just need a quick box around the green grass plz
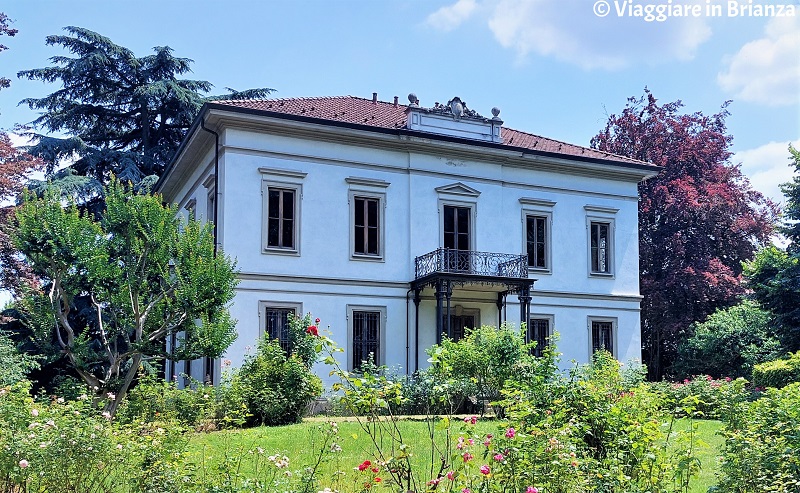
[188,417,725,492]
[679,418,725,493]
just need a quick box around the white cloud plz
[718,15,800,106]
[425,0,478,32]
[735,139,800,205]
[427,0,713,70]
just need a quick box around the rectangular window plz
[443,205,471,272]
[591,320,614,355]
[168,332,177,382]
[442,313,477,342]
[265,306,295,355]
[526,215,547,269]
[443,205,471,251]
[203,357,214,385]
[529,317,550,357]
[590,221,611,273]
[354,197,380,256]
[352,310,381,370]
[267,188,295,249]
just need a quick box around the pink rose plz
[505,427,516,438]
[480,465,490,475]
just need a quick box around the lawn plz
[188,417,725,492]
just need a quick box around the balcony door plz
[443,205,471,272]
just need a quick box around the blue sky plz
[0,0,798,203]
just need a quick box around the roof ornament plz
[430,97,483,120]
[491,107,501,120]
[408,93,419,107]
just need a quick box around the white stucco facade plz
[157,96,657,385]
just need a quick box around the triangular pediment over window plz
[434,182,481,197]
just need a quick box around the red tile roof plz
[213,96,652,167]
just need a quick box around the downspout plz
[200,117,220,257]
[406,288,412,376]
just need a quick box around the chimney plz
[393,96,399,108]
[372,92,378,104]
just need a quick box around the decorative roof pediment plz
[435,182,481,197]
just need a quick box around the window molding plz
[257,301,303,340]
[588,316,617,359]
[529,314,554,357]
[520,198,555,275]
[261,169,305,256]
[346,304,387,371]
[438,194,478,252]
[347,177,389,262]
[584,205,617,278]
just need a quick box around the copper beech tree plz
[592,90,776,379]
[14,181,238,415]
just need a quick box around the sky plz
[0,0,798,205]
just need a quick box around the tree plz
[745,145,800,352]
[673,300,782,380]
[14,181,238,414]
[591,90,776,379]
[0,12,18,92]
[0,14,43,297]
[17,26,271,192]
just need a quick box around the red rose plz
[306,325,319,336]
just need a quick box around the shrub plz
[714,382,800,492]
[650,375,750,420]
[0,332,39,386]
[117,372,248,429]
[427,324,533,416]
[0,381,191,493]
[673,300,783,380]
[751,350,800,389]
[235,337,322,426]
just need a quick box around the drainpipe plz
[200,116,220,257]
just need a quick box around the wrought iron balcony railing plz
[414,248,529,280]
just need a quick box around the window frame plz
[584,205,618,277]
[258,301,303,353]
[260,167,306,256]
[528,314,554,357]
[346,177,388,261]
[346,305,387,371]
[588,316,617,359]
[438,199,477,251]
[520,198,555,275]
[443,306,480,342]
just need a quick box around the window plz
[443,205,471,271]
[265,306,294,354]
[354,197,380,255]
[442,307,479,341]
[443,205,471,251]
[168,332,178,382]
[260,167,306,255]
[590,222,610,274]
[203,357,215,385]
[585,205,617,276]
[519,198,555,274]
[526,216,547,269]
[347,305,386,371]
[590,319,615,356]
[346,177,389,261]
[529,316,552,357]
[267,188,296,249]
[352,311,380,369]
[258,302,302,355]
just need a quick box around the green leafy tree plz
[0,331,39,385]
[17,26,272,195]
[673,300,783,380]
[13,181,238,414]
[745,146,800,352]
[0,12,18,92]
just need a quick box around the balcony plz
[412,248,528,287]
